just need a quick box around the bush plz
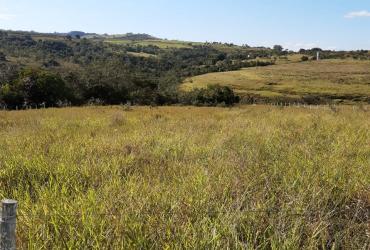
[301,56,309,62]
[0,83,25,108]
[302,95,323,105]
[0,68,73,108]
[0,52,6,61]
[42,59,60,68]
[181,84,240,106]
[84,84,128,105]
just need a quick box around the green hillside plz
[183,59,370,104]
[1,30,370,108]
[0,30,275,108]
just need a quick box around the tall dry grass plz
[0,106,369,249]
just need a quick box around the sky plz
[1,0,370,51]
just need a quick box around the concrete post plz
[1,199,17,250]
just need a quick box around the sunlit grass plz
[182,59,370,103]
[105,39,194,49]
[0,106,369,249]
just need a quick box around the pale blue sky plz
[1,0,370,50]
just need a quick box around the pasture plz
[105,39,195,49]
[183,59,370,103]
[0,106,369,249]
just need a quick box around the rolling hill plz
[1,29,370,107]
[182,59,370,104]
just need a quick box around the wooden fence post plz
[1,199,17,250]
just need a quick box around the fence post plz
[1,199,17,250]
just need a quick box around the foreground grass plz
[0,106,369,249]
[183,59,370,103]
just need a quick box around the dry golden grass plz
[127,52,157,58]
[0,106,369,249]
[183,59,370,103]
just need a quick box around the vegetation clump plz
[0,68,71,108]
[301,55,309,61]
[181,84,240,106]
[0,52,6,61]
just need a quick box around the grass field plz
[127,52,157,58]
[0,106,369,249]
[182,59,370,103]
[105,39,196,49]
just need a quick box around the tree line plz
[1,31,260,108]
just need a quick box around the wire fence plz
[13,204,370,219]
[0,102,369,112]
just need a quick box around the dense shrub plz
[0,68,72,107]
[181,85,240,106]
[301,56,309,62]
[0,83,25,108]
[0,52,6,61]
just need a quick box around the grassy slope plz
[105,39,256,51]
[127,51,157,58]
[9,31,193,49]
[0,106,369,248]
[183,59,370,103]
[105,39,197,49]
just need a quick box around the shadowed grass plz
[0,106,369,249]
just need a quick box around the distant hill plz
[43,31,98,38]
[67,31,93,38]
[26,30,159,40]
[112,33,159,40]
[85,32,159,40]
